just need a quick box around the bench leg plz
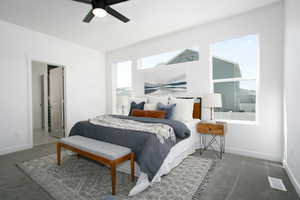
[111,163,116,195]
[130,153,135,182]
[57,143,61,166]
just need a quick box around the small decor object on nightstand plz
[203,93,222,123]
[197,121,226,159]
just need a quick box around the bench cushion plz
[60,136,131,160]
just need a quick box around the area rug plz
[18,153,212,200]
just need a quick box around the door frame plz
[27,58,67,147]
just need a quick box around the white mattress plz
[116,119,201,196]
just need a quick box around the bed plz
[69,97,202,196]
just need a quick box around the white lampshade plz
[117,95,129,106]
[203,93,222,108]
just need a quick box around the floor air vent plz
[268,176,287,191]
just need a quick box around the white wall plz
[31,61,47,129]
[284,0,300,196]
[106,3,284,161]
[0,20,106,155]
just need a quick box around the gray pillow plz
[129,101,145,116]
[157,103,176,119]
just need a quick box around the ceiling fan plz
[72,0,130,23]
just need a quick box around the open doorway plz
[31,61,65,146]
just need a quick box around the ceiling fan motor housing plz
[92,0,106,9]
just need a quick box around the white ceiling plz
[0,0,280,52]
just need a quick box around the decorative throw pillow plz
[146,110,166,119]
[129,97,147,104]
[129,101,145,116]
[131,109,166,119]
[157,102,176,119]
[131,109,147,117]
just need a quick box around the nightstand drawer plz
[197,123,224,135]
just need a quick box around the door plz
[49,67,64,138]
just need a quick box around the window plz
[211,34,258,122]
[115,60,132,114]
[138,47,199,69]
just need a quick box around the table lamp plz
[203,93,222,122]
[117,96,129,115]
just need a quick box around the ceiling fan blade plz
[72,0,92,4]
[105,6,130,23]
[83,9,95,23]
[105,0,129,6]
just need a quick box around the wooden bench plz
[56,136,135,195]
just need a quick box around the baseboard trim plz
[0,144,33,155]
[226,147,281,162]
[283,162,300,197]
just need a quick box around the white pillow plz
[147,95,169,105]
[144,103,157,111]
[170,98,194,122]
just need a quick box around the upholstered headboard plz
[176,97,202,120]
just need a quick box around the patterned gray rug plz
[18,153,212,200]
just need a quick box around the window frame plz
[210,34,260,125]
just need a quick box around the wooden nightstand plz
[197,122,226,159]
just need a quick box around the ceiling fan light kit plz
[92,8,107,17]
[73,0,130,23]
